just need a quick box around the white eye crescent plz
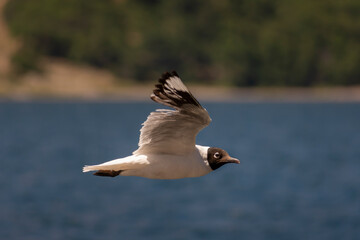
[214,152,221,159]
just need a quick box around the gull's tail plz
[82,155,148,177]
[83,165,100,172]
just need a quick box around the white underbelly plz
[121,153,212,179]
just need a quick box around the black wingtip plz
[158,71,179,83]
[151,70,202,109]
[170,70,179,77]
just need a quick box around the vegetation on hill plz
[4,0,360,86]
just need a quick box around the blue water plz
[0,102,359,240]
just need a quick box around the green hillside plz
[4,0,360,86]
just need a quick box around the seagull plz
[83,71,239,179]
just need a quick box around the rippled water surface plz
[1,102,359,239]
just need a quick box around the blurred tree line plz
[4,0,360,86]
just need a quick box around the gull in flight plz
[83,71,239,179]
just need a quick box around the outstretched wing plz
[133,71,211,155]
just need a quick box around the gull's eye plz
[214,152,221,159]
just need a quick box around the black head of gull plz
[207,147,240,170]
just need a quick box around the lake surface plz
[0,102,359,240]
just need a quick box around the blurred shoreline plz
[1,82,360,103]
[1,60,360,103]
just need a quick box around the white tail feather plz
[82,155,148,173]
[82,165,100,172]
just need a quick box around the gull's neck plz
[196,145,210,160]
